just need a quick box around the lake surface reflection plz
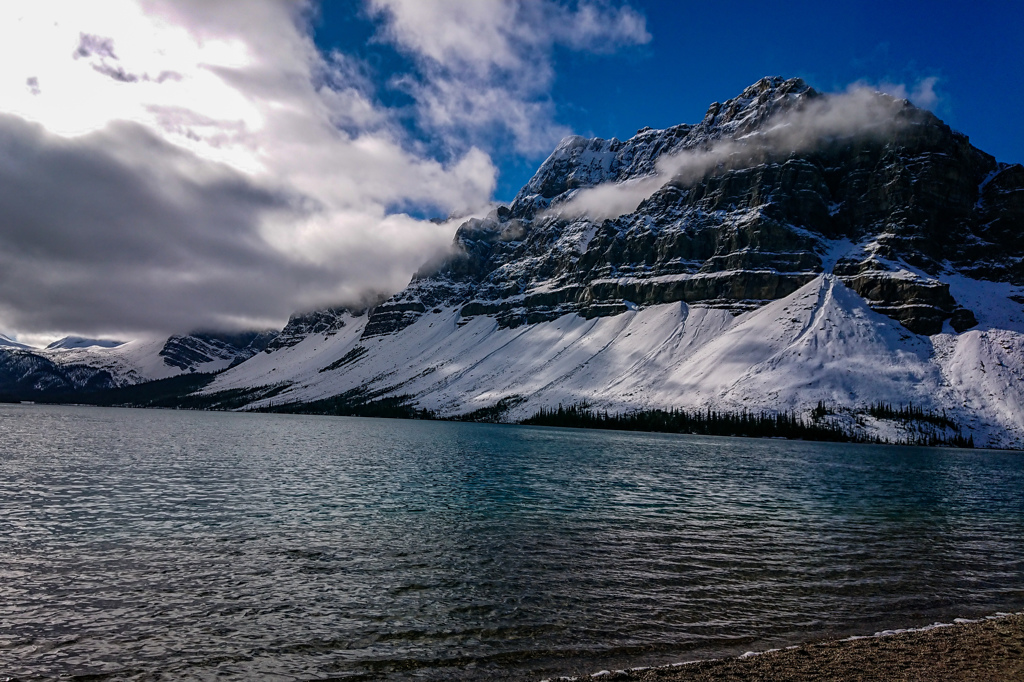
[1,404,1022,680]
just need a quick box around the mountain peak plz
[698,76,815,134]
[510,77,825,218]
[45,336,125,350]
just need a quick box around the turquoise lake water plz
[1,404,1022,680]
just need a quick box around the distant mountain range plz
[44,336,125,350]
[4,77,1023,447]
[0,332,274,397]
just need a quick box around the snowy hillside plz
[203,273,1024,448]
[197,77,1024,448]
[0,334,32,350]
[38,337,242,384]
[45,336,125,350]
[0,331,276,394]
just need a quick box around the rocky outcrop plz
[160,331,277,371]
[361,300,427,338]
[264,308,353,351]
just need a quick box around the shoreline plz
[9,401,1022,452]
[545,612,1024,682]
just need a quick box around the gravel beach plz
[560,613,1024,682]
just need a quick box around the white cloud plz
[909,76,940,110]
[369,0,650,154]
[0,0,651,338]
[874,76,942,111]
[0,0,496,336]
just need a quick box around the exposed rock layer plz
[364,77,1023,338]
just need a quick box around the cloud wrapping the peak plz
[369,0,651,154]
[874,76,941,111]
[555,84,920,221]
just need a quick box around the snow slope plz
[40,339,211,384]
[206,276,1024,448]
[0,334,33,350]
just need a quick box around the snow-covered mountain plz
[198,77,1024,447]
[0,331,276,395]
[0,334,33,350]
[44,336,126,350]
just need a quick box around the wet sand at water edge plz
[552,613,1024,682]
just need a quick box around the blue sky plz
[315,0,1024,201]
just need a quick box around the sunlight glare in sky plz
[1,2,265,173]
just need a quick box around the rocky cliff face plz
[364,77,1023,337]
[266,308,357,351]
[158,331,277,370]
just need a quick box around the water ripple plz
[1,405,1022,680]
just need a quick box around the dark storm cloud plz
[74,32,175,84]
[92,62,139,83]
[0,114,354,335]
[74,33,118,60]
